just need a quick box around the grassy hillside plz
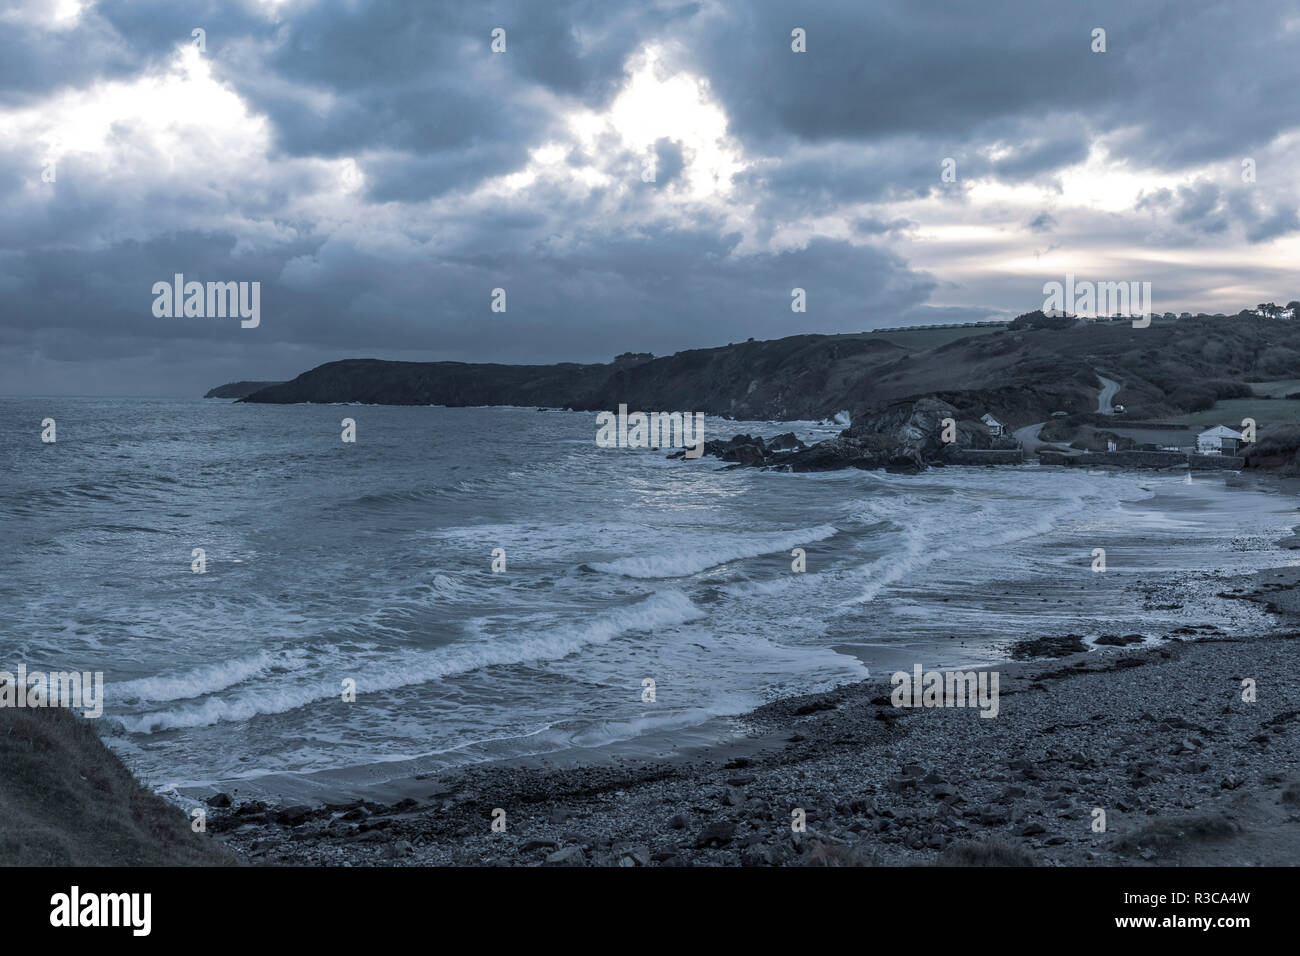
[866,323,1007,349]
[0,706,235,866]
[1250,379,1300,398]
[1167,398,1300,428]
[233,314,1300,428]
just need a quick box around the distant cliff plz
[205,380,285,399]
[222,314,1300,429]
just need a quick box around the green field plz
[868,324,1007,349]
[1167,398,1300,428]
[1249,379,1300,398]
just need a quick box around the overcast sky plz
[3,0,1299,396]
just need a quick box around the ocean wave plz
[116,590,704,733]
[112,648,314,703]
[588,524,839,578]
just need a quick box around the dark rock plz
[1012,634,1089,660]
[619,846,652,867]
[545,846,586,866]
[693,821,737,848]
[385,839,415,859]
[1095,633,1145,646]
[741,846,777,866]
[275,805,313,826]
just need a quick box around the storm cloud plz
[2,0,1298,395]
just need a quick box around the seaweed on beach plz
[1010,634,1089,660]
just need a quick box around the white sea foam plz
[116,590,704,733]
[589,524,838,578]
[112,649,313,703]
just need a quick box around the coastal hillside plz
[227,313,1300,428]
[0,706,234,866]
[204,380,286,399]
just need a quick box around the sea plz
[1,397,1295,796]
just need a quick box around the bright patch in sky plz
[1,0,86,29]
[568,45,747,201]
[3,45,260,168]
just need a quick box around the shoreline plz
[198,509,1300,866]
[172,468,1294,808]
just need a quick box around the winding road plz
[1097,375,1121,414]
[1014,374,1122,457]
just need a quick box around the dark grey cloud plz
[1027,212,1057,232]
[1229,192,1300,244]
[3,0,1299,395]
[650,137,686,187]
[0,7,140,106]
[0,223,932,395]
[1135,181,1298,243]
[670,0,1299,170]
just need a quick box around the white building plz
[980,413,1005,437]
[1196,425,1243,455]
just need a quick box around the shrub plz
[1117,815,1236,854]
[1244,425,1300,459]
[936,839,1035,866]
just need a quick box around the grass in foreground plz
[0,705,236,866]
[937,840,1036,867]
[1116,815,1237,855]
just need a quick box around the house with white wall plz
[1196,425,1243,455]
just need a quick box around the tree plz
[1008,309,1073,331]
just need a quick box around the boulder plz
[545,845,587,866]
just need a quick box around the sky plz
[3,0,1299,396]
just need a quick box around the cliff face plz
[236,336,912,419]
[241,358,610,408]
[204,380,285,399]
[224,315,1300,428]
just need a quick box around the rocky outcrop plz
[682,398,1022,473]
[1243,425,1300,475]
[668,433,807,468]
